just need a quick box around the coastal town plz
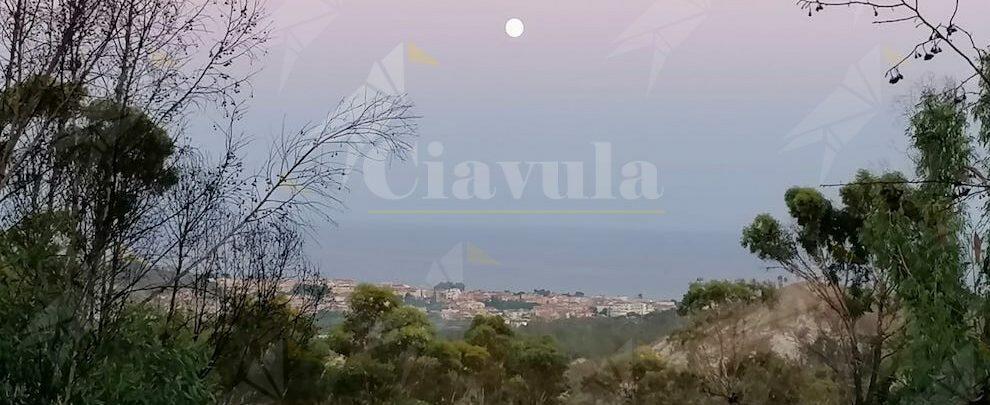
[283,278,678,326]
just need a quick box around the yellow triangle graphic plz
[466,243,498,265]
[882,47,902,65]
[407,42,439,66]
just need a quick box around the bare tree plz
[800,0,987,89]
[0,0,269,192]
[0,1,419,398]
[140,90,415,392]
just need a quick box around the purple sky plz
[198,0,990,297]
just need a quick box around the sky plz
[197,0,990,298]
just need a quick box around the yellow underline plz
[367,209,666,215]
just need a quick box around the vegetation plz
[734,79,990,403]
[568,348,839,405]
[434,282,466,291]
[521,310,682,359]
[223,283,840,404]
[0,0,413,403]
[678,280,778,315]
[320,284,571,404]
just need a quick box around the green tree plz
[718,352,839,405]
[321,286,571,404]
[0,2,417,403]
[0,102,213,403]
[325,284,471,404]
[856,90,985,402]
[211,297,325,401]
[678,280,777,316]
[741,179,904,404]
[520,309,682,359]
[570,348,710,405]
[740,74,990,403]
[463,315,569,404]
[0,224,213,403]
[569,347,838,405]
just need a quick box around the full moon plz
[505,18,524,38]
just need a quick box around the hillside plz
[653,283,841,365]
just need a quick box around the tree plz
[462,315,569,404]
[720,351,840,405]
[0,214,212,402]
[319,286,571,405]
[569,346,839,405]
[742,176,916,405]
[678,280,777,316]
[569,348,710,405]
[799,0,987,89]
[434,282,466,291]
[854,90,985,402]
[504,335,569,404]
[0,0,269,191]
[790,1,990,402]
[520,309,682,359]
[219,298,334,403]
[0,1,418,399]
[325,284,466,404]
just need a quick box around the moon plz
[505,18,524,38]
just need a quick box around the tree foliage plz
[678,280,778,316]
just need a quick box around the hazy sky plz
[199,0,989,297]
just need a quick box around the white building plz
[600,302,652,317]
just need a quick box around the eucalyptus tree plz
[0,0,420,401]
[738,2,990,402]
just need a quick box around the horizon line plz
[367,209,666,215]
